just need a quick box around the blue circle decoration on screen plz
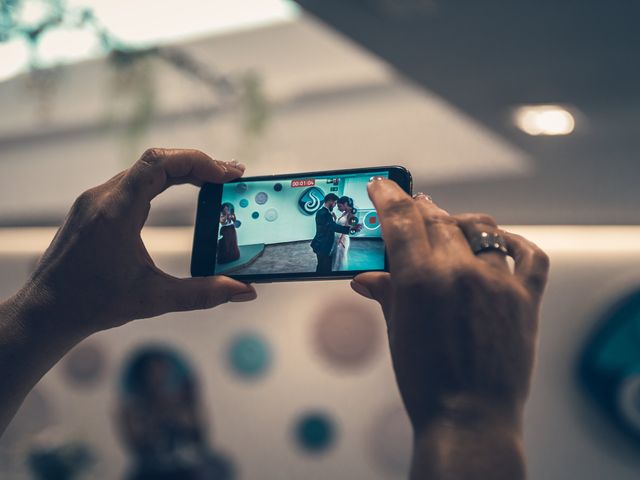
[298,187,325,216]
[251,211,260,219]
[255,192,269,205]
[228,333,271,379]
[274,183,283,192]
[239,198,249,208]
[363,210,381,230]
[236,183,248,193]
[234,220,242,229]
[264,208,278,222]
[294,412,336,453]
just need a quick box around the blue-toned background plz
[221,172,387,247]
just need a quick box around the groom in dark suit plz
[310,193,361,274]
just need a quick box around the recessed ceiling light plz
[513,104,575,136]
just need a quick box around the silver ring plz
[469,231,508,255]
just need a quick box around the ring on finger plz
[469,231,508,256]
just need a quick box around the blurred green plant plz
[240,72,269,137]
[0,0,270,155]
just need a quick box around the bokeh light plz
[294,411,336,453]
[369,405,412,474]
[227,332,271,379]
[513,104,575,136]
[313,301,382,370]
[62,340,107,388]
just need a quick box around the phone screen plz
[213,170,389,277]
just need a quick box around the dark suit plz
[310,206,351,274]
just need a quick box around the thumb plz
[351,272,392,317]
[156,275,257,314]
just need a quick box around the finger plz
[502,231,550,300]
[412,193,469,252]
[351,272,393,319]
[367,178,431,274]
[454,213,510,272]
[123,148,245,202]
[152,275,257,315]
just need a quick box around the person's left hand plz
[13,148,256,342]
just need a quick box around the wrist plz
[2,280,87,351]
[0,286,86,435]
[410,394,525,480]
[426,393,524,435]
[411,420,525,480]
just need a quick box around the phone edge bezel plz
[191,165,413,282]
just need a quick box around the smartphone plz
[191,166,412,282]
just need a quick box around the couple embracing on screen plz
[310,193,363,274]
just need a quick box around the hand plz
[12,148,257,342]
[351,180,549,477]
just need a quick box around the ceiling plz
[294,0,640,224]
[1,1,639,226]
[0,17,531,226]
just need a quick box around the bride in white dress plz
[332,196,357,271]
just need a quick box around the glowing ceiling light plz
[513,105,576,136]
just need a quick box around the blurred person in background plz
[0,148,549,480]
[118,346,234,480]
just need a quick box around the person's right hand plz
[13,149,256,343]
[351,179,549,445]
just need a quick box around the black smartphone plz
[191,166,412,283]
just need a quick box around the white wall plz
[1,227,640,479]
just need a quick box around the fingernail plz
[369,176,385,183]
[412,192,433,202]
[227,159,246,171]
[351,280,373,299]
[230,290,257,302]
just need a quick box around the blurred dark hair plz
[337,196,356,213]
[120,346,197,403]
[324,193,339,203]
[221,202,234,213]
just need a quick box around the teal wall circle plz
[255,192,269,205]
[239,198,249,208]
[294,412,336,453]
[264,208,278,222]
[251,211,260,219]
[227,332,271,379]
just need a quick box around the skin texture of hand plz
[0,149,257,434]
[351,180,550,480]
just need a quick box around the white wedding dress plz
[332,212,350,271]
